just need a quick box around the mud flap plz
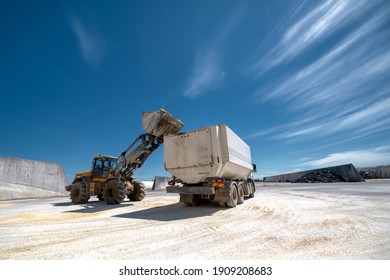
[179,194,194,204]
[214,182,232,203]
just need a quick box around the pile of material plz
[294,170,345,183]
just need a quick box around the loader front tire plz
[128,181,146,201]
[70,181,89,204]
[103,179,125,205]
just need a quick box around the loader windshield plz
[92,157,117,178]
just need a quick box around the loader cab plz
[91,156,117,179]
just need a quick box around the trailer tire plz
[237,182,244,204]
[128,181,146,201]
[226,183,238,208]
[103,179,125,205]
[70,181,89,204]
[249,180,255,198]
[249,189,255,198]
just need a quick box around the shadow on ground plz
[52,200,133,213]
[51,201,76,207]
[113,202,223,222]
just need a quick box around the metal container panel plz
[164,125,253,184]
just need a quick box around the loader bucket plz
[142,109,184,137]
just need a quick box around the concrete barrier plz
[263,163,365,183]
[358,165,390,178]
[0,157,68,200]
[152,176,171,190]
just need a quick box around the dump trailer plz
[165,124,256,207]
[65,109,184,204]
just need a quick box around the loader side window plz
[92,159,104,179]
[94,159,103,169]
[102,160,111,178]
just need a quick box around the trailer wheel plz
[226,183,238,208]
[103,179,125,205]
[237,182,244,204]
[70,181,89,204]
[249,180,255,198]
[128,181,146,201]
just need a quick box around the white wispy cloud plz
[69,15,105,67]
[249,1,390,143]
[270,96,390,141]
[183,50,225,98]
[252,0,369,72]
[183,11,243,98]
[301,146,390,168]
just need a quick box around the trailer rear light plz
[212,178,225,187]
[168,180,176,186]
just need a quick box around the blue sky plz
[1,0,389,181]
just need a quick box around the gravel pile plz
[295,170,345,183]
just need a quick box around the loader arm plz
[110,108,184,181]
[111,133,163,181]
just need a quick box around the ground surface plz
[0,180,389,260]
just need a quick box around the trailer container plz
[165,125,256,207]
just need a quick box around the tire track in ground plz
[1,182,390,259]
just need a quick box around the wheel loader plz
[65,109,184,204]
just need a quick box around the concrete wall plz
[0,157,68,200]
[263,163,365,183]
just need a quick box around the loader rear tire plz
[128,181,146,201]
[103,179,125,205]
[226,183,238,208]
[70,181,89,204]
